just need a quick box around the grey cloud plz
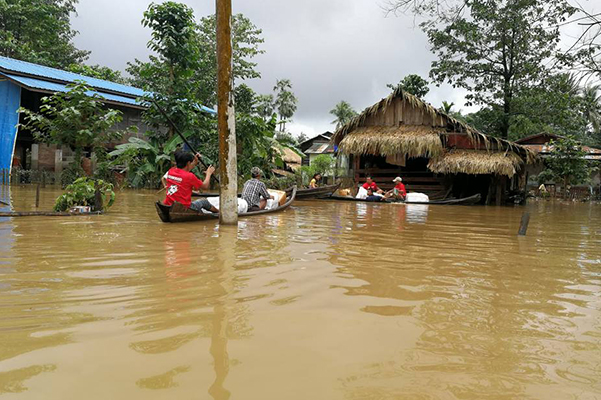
[72,0,466,137]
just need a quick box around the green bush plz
[54,178,116,212]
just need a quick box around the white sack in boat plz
[205,197,249,214]
[265,192,281,210]
[356,187,368,199]
[406,193,429,203]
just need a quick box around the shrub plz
[54,178,116,212]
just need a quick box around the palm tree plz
[273,79,297,131]
[256,94,275,121]
[330,101,357,129]
[581,84,601,143]
[441,101,454,114]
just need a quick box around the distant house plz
[515,133,601,195]
[299,132,335,166]
[0,56,158,174]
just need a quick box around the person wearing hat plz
[384,176,407,200]
[242,167,274,211]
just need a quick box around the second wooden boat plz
[295,183,340,199]
[156,187,297,223]
[325,193,481,205]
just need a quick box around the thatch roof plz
[280,147,302,164]
[332,87,535,161]
[338,125,444,158]
[428,150,523,177]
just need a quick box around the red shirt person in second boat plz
[361,176,383,194]
[384,176,407,200]
[164,150,217,212]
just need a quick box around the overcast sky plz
[70,0,594,139]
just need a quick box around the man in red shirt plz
[384,176,407,200]
[362,176,383,194]
[164,151,217,212]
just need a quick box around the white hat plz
[393,177,402,182]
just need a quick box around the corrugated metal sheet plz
[0,56,144,97]
[3,74,142,108]
[305,142,334,154]
[0,80,20,171]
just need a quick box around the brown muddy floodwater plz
[0,185,600,400]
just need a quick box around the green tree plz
[235,83,256,115]
[330,100,357,129]
[581,83,601,144]
[440,101,454,114]
[66,64,127,84]
[273,79,298,132]
[297,132,309,144]
[537,135,595,198]
[256,94,275,121]
[0,0,89,68]
[388,0,577,139]
[18,81,132,184]
[386,74,430,98]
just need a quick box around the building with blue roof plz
[0,55,155,173]
[0,56,215,174]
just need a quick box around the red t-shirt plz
[164,167,203,208]
[394,182,407,197]
[362,182,378,190]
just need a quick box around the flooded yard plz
[1,186,600,399]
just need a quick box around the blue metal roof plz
[3,73,143,108]
[0,56,144,98]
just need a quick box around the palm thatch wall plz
[428,150,523,177]
[338,126,445,158]
[332,87,535,162]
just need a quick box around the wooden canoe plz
[156,186,297,223]
[324,193,482,205]
[295,183,340,199]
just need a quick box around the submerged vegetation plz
[53,177,115,212]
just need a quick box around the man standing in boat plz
[242,167,274,211]
[164,151,218,212]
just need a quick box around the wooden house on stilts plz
[332,88,535,204]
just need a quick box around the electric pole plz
[216,0,238,224]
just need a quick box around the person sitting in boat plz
[384,176,407,201]
[242,167,274,211]
[309,173,322,188]
[365,188,383,202]
[164,150,218,213]
[362,176,383,194]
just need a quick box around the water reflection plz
[0,187,599,399]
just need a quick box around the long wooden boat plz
[325,193,481,205]
[156,186,297,223]
[295,183,340,199]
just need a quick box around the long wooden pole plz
[216,0,238,225]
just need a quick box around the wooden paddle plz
[152,100,220,184]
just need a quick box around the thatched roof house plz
[332,88,535,203]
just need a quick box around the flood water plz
[0,185,600,399]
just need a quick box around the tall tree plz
[581,84,601,144]
[273,79,298,132]
[440,101,454,114]
[0,0,89,68]
[386,74,430,98]
[255,94,275,121]
[386,0,578,139]
[330,101,357,129]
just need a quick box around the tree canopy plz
[0,0,89,68]
[330,101,357,129]
[387,74,429,98]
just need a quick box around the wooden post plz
[41,172,46,188]
[495,176,503,206]
[35,182,40,208]
[518,212,530,236]
[217,0,238,225]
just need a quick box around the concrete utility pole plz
[216,0,238,225]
